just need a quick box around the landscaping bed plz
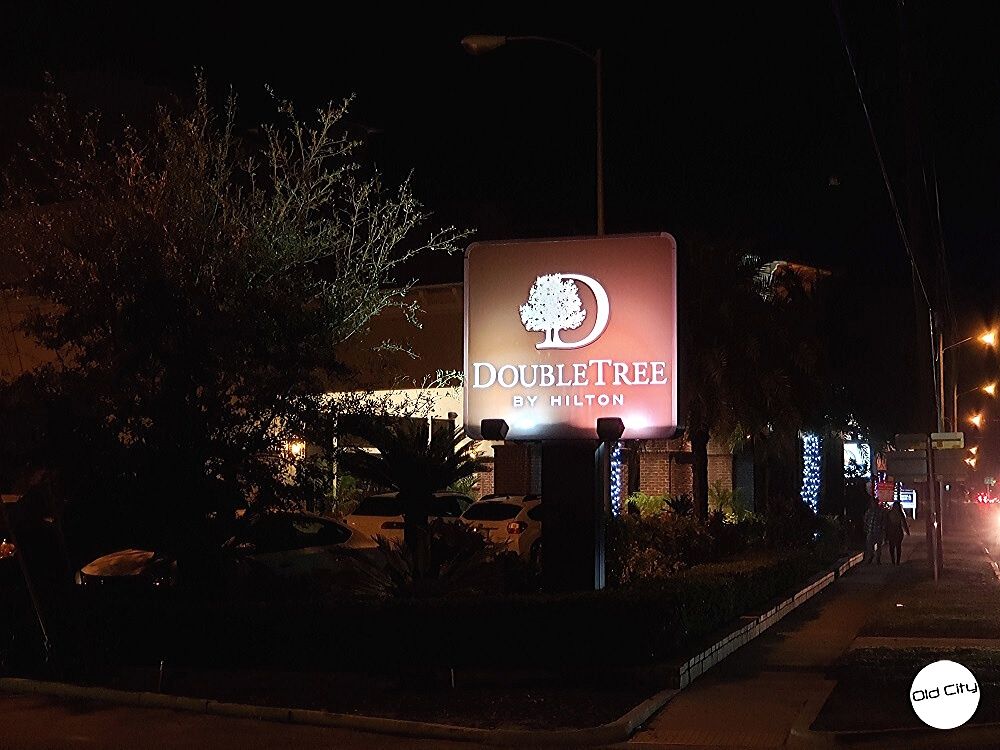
[58,547,843,675]
[86,666,658,730]
[7,544,849,730]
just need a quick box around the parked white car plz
[460,494,542,565]
[345,492,472,544]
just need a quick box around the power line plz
[831,0,931,310]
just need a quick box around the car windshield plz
[239,514,351,553]
[429,495,468,517]
[353,496,402,517]
[463,502,521,521]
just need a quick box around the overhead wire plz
[830,0,932,310]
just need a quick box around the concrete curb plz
[667,553,864,690]
[0,552,864,746]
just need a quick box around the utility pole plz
[900,0,944,575]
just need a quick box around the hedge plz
[52,546,840,677]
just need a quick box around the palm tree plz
[680,240,812,519]
[339,418,489,577]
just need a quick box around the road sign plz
[886,449,928,482]
[931,432,965,450]
[932,448,971,481]
[895,433,929,450]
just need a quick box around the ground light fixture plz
[480,419,510,441]
[596,417,626,441]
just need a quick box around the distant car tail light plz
[507,521,526,535]
[381,521,405,530]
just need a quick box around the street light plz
[969,413,984,429]
[970,445,979,455]
[462,34,605,236]
[943,329,999,353]
[958,381,998,398]
[941,329,999,429]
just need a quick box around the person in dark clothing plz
[863,497,887,564]
[885,499,910,565]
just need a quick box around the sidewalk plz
[626,533,916,748]
[811,504,1000,736]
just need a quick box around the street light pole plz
[595,48,605,236]
[462,34,605,236]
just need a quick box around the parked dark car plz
[74,549,178,589]
[74,512,376,594]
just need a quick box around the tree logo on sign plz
[519,273,610,350]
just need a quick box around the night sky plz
[3,2,1000,465]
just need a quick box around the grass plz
[860,516,1000,639]
[812,507,1000,733]
[835,646,1000,683]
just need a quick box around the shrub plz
[606,513,713,586]
[705,508,749,557]
[341,519,537,599]
[813,514,847,560]
[626,491,666,517]
[764,496,817,547]
[56,547,840,677]
[709,480,751,521]
[666,493,694,517]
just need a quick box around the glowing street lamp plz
[943,329,998,429]
[969,413,984,429]
[970,445,979,455]
[958,381,998,398]
[966,456,978,468]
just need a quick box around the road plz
[0,693,472,750]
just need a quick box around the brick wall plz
[707,437,734,493]
[476,464,494,499]
[637,437,694,497]
[492,443,534,495]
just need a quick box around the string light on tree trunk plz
[800,432,822,511]
[610,441,623,515]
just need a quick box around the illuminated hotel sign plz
[464,234,677,440]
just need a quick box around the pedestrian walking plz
[885,499,910,565]
[863,497,887,565]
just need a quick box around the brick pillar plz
[492,443,533,495]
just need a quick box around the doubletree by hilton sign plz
[464,234,677,440]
